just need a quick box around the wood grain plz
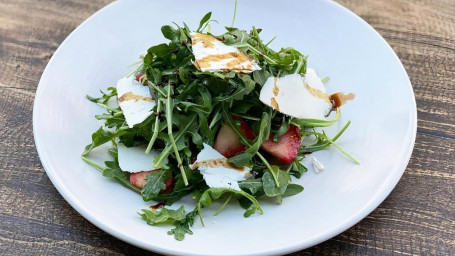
[0,0,454,255]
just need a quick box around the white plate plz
[33,0,417,255]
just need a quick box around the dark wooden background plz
[1,0,454,255]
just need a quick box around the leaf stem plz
[325,137,360,164]
[236,43,277,65]
[230,0,237,27]
[212,87,246,102]
[301,121,359,164]
[165,84,188,186]
[147,81,166,97]
[252,26,265,52]
[96,103,119,112]
[127,60,142,68]
[126,64,142,78]
[332,120,351,142]
[257,152,280,187]
[209,109,221,129]
[145,99,162,154]
[194,71,240,89]
[81,156,104,172]
[214,194,233,216]
[154,115,197,166]
[113,111,124,117]
[293,56,305,74]
[161,70,176,76]
[232,113,261,121]
[264,36,276,47]
[321,76,330,83]
[292,109,340,128]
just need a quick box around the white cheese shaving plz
[139,51,147,60]
[259,68,332,120]
[311,156,325,174]
[117,144,165,173]
[191,143,251,191]
[117,76,155,128]
[190,32,260,73]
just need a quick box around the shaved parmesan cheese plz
[191,143,251,191]
[311,156,324,174]
[139,51,147,59]
[117,143,165,173]
[117,76,155,128]
[259,68,332,120]
[190,32,260,73]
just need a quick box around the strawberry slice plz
[150,202,165,210]
[135,73,148,84]
[214,116,256,158]
[130,170,174,193]
[261,125,301,165]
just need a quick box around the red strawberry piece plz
[161,175,174,194]
[233,116,256,141]
[135,73,148,84]
[261,125,301,165]
[150,202,165,210]
[129,170,174,193]
[214,116,256,158]
[129,170,149,189]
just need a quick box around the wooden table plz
[1,0,453,255]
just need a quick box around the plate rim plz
[33,0,417,255]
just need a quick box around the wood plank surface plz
[0,0,454,255]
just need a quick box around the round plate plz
[33,0,417,255]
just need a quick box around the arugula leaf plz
[161,25,179,42]
[236,75,256,99]
[196,188,263,225]
[82,127,125,156]
[179,87,212,115]
[86,87,117,104]
[290,158,307,178]
[197,12,212,32]
[291,109,340,128]
[141,169,172,199]
[244,205,260,217]
[100,163,140,193]
[238,178,263,195]
[139,205,186,225]
[95,112,125,129]
[168,208,197,241]
[102,161,124,178]
[145,167,205,204]
[262,167,290,197]
[252,70,270,86]
[149,43,176,58]
[282,184,304,197]
[273,115,291,142]
[230,101,256,114]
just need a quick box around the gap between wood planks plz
[331,238,416,256]
[417,127,455,140]
[0,82,35,97]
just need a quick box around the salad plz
[81,11,357,241]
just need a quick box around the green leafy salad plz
[81,11,358,241]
